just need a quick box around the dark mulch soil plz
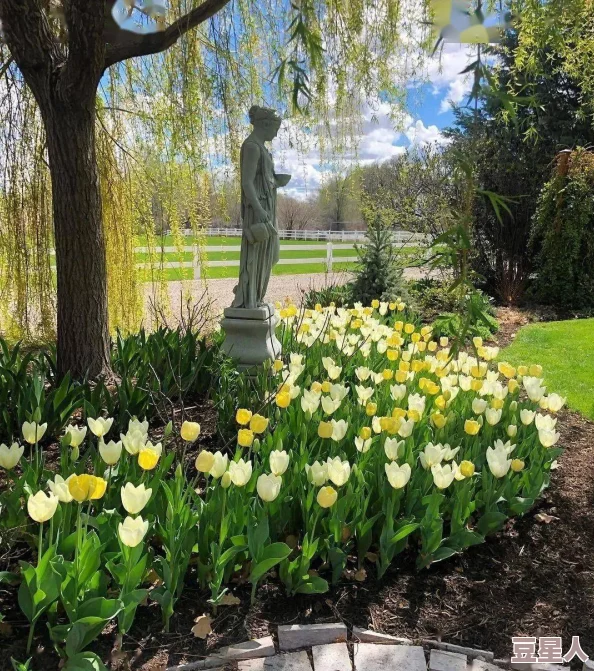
[2,313,593,670]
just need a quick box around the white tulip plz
[331,419,348,442]
[209,451,229,478]
[326,456,350,486]
[305,460,327,486]
[486,443,512,478]
[355,436,372,453]
[539,429,560,448]
[121,482,152,515]
[0,442,24,470]
[384,437,404,461]
[385,462,411,489]
[257,473,282,502]
[22,421,47,445]
[48,474,73,503]
[270,450,289,476]
[390,384,406,402]
[228,458,252,486]
[520,409,535,426]
[118,515,149,547]
[398,419,415,438]
[87,416,114,438]
[431,463,456,489]
[419,443,445,469]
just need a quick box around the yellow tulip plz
[431,412,447,429]
[511,459,525,473]
[395,370,408,383]
[235,409,253,426]
[237,429,254,447]
[273,359,284,372]
[359,426,372,440]
[382,369,393,380]
[318,421,333,439]
[137,442,162,470]
[249,414,269,434]
[311,381,323,393]
[68,474,107,502]
[508,379,519,393]
[365,402,377,417]
[317,486,338,508]
[181,421,201,442]
[528,364,543,378]
[276,391,291,408]
[464,419,481,436]
[459,460,476,478]
[196,450,215,473]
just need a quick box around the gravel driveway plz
[143,267,432,327]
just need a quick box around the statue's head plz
[249,105,282,141]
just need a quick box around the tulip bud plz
[511,459,525,473]
[510,400,518,412]
[221,471,232,488]
[252,437,261,453]
[71,445,80,461]
[507,424,518,438]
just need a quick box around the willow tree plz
[0,0,431,378]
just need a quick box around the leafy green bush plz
[0,327,220,444]
[530,148,594,308]
[301,281,352,309]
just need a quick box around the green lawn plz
[139,261,357,282]
[502,318,594,419]
[137,235,333,247]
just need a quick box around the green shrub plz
[349,215,408,305]
[530,148,594,308]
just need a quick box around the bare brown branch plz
[103,0,232,69]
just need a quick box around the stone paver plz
[203,636,276,668]
[278,623,348,651]
[584,661,594,671]
[424,641,495,662]
[353,643,426,671]
[429,649,467,671]
[312,643,352,671]
[352,628,413,645]
[268,652,313,671]
[239,652,313,671]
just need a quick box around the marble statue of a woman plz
[231,106,291,309]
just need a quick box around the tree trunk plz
[43,103,111,379]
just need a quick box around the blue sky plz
[273,42,476,199]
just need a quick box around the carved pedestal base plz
[220,304,281,373]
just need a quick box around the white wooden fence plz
[136,239,430,279]
[199,227,432,245]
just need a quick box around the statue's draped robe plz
[231,138,280,309]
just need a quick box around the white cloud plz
[405,120,449,146]
[439,75,470,113]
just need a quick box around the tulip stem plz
[26,523,43,654]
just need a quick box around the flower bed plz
[0,301,565,670]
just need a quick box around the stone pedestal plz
[221,303,281,373]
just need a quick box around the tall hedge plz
[530,148,594,308]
